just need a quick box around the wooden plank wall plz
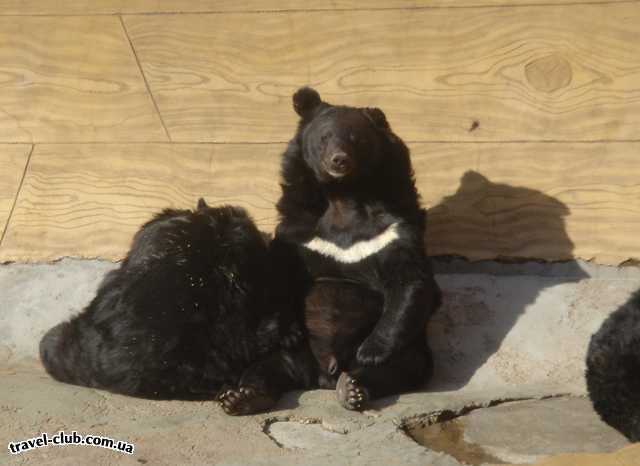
[0,1,638,264]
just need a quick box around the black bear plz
[219,87,441,414]
[40,200,281,400]
[586,288,640,441]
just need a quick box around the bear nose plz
[330,152,349,171]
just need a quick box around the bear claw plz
[279,319,304,350]
[218,386,275,416]
[281,325,304,349]
[336,372,369,411]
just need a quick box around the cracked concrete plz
[1,258,639,465]
[405,397,628,465]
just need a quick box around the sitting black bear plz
[219,87,441,414]
[40,200,281,399]
[586,288,640,441]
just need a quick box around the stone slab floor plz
[2,259,640,465]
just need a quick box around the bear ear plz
[293,87,323,119]
[363,107,389,130]
[197,198,209,210]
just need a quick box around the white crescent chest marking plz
[303,223,400,264]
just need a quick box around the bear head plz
[291,87,397,184]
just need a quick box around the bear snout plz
[325,151,353,178]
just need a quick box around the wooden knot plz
[525,54,572,93]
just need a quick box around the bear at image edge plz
[586,289,640,441]
[39,200,282,399]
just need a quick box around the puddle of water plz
[406,417,507,466]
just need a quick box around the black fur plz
[586,289,640,441]
[220,87,441,415]
[40,200,278,400]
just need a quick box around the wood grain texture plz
[1,142,638,265]
[0,1,634,14]
[125,3,640,143]
[414,142,640,264]
[0,144,281,261]
[0,145,31,242]
[0,16,166,142]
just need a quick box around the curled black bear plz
[586,289,640,441]
[40,200,279,400]
[220,87,441,415]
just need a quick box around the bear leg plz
[219,346,318,416]
[336,343,432,410]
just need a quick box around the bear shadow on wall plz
[423,170,588,391]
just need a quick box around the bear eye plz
[320,132,331,144]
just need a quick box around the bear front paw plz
[356,336,392,366]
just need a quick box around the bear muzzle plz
[325,151,353,178]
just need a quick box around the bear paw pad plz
[336,372,369,411]
[218,386,275,416]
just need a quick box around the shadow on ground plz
[424,171,589,390]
